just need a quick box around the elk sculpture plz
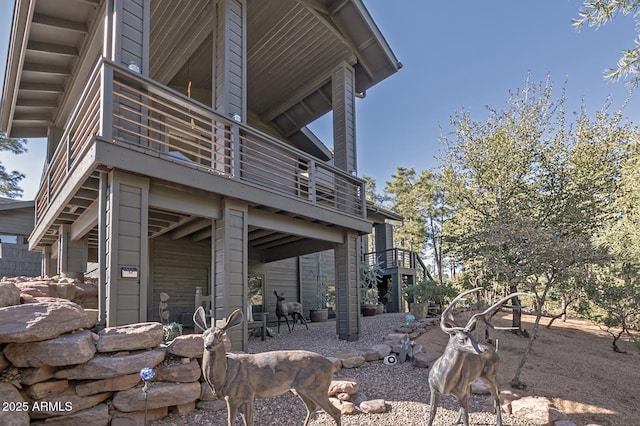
[427,287,527,426]
[274,291,308,333]
[193,307,341,426]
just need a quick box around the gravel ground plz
[152,313,538,426]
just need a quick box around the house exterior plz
[0,0,400,349]
[0,197,41,277]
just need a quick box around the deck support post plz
[335,231,360,341]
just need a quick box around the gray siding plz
[332,62,356,174]
[149,236,211,323]
[214,0,245,118]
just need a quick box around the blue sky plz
[1,0,639,200]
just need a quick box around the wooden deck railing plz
[35,59,365,222]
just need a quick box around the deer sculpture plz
[427,287,527,426]
[193,307,341,426]
[274,291,308,333]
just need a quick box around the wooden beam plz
[70,199,98,241]
[171,218,211,240]
[32,13,88,33]
[248,208,343,243]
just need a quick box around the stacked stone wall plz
[0,276,210,425]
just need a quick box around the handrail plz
[34,58,366,223]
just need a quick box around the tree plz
[0,132,27,198]
[383,166,431,256]
[587,139,640,352]
[574,0,640,85]
[439,75,633,387]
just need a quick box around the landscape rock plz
[3,330,96,367]
[0,301,87,343]
[0,352,8,370]
[471,378,491,395]
[413,352,439,368]
[341,355,366,369]
[112,381,201,412]
[355,347,380,362]
[96,322,164,352]
[25,380,69,400]
[382,332,406,345]
[42,403,109,425]
[54,349,166,380]
[196,399,226,411]
[370,343,392,359]
[0,382,30,426]
[29,388,111,419]
[20,366,57,385]
[359,398,387,414]
[199,382,216,401]
[167,334,204,358]
[328,379,358,396]
[111,406,168,425]
[511,396,568,426]
[172,400,196,416]
[0,282,21,307]
[154,359,201,382]
[75,373,141,396]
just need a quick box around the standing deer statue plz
[274,291,308,333]
[193,307,341,426]
[427,287,527,426]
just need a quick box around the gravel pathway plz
[152,313,538,425]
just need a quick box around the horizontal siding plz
[150,236,211,323]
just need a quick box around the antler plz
[441,288,528,334]
[464,292,529,332]
[440,287,482,334]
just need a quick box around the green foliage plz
[403,279,457,306]
[0,132,27,198]
[574,0,640,85]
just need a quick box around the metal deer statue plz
[427,287,527,426]
[193,307,340,426]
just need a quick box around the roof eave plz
[1,0,33,136]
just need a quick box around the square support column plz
[58,224,88,280]
[213,199,248,350]
[335,231,360,341]
[332,61,357,174]
[104,171,149,326]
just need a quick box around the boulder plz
[341,355,366,369]
[166,334,204,358]
[172,400,196,416]
[29,388,111,419]
[20,366,57,385]
[0,352,8,371]
[25,380,69,400]
[196,399,226,411]
[112,381,201,412]
[413,352,439,368]
[96,322,164,352]
[55,349,166,380]
[154,359,201,382]
[41,403,109,426]
[355,348,380,362]
[111,406,169,425]
[382,333,406,345]
[0,301,87,344]
[0,282,21,308]
[370,343,392,359]
[328,379,358,396]
[0,382,30,426]
[4,330,96,367]
[75,373,141,396]
[359,399,387,414]
[199,382,216,401]
[511,396,568,426]
[471,378,491,395]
